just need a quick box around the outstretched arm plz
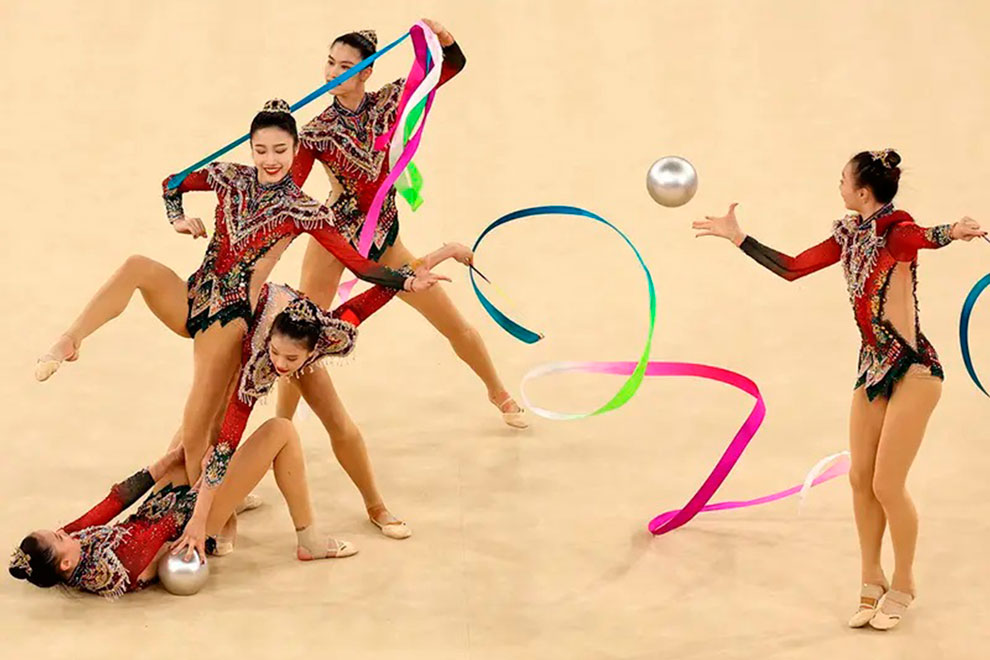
[331,243,470,325]
[414,242,473,272]
[738,235,841,281]
[332,266,415,326]
[694,203,840,281]
[306,225,451,292]
[887,217,985,261]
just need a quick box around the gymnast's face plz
[31,529,81,575]
[839,161,869,214]
[325,42,373,96]
[251,127,298,184]
[269,333,315,377]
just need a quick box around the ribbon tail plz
[960,273,990,396]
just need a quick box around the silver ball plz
[157,549,209,596]
[646,156,698,208]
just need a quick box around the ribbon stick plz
[960,272,990,396]
[470,205,848,535]
[165,32,412,190]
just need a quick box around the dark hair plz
[849,150,902,204]
[332,32,377,60]
[9,534,63,589]
[250,109,298,145]
[272,311,321,351]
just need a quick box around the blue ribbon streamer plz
[470,205,656,347]
[165,32,411,190]
[960,272,990,396]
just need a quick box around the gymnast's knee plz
[121,254,156,277]
[848,467,875,495]
[260,417,298,440]
[871,476,907,507]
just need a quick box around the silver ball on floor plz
[157,549,209,596]
[646,156,698,207]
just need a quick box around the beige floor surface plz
[1,1,989,658]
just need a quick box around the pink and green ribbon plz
[471,205,849,535]
[337,22,443,302]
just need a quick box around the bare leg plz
[167,373,262,522]
[274,238,345,419]
[166,373,236,452]
[845,386,893,627]
[848,387,890,588]
[381,237,527,428]
[37,255,189,381]
[180,322,246,483]
[296,368,411,539]
[872,368,942,597]
[295,368,382,509]
[205,418,355,558]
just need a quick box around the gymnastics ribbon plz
[960,272,990,396]
[165,31,413,190]
[336,22,444,302]
[470,205,849,535]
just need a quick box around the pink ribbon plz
[520,360,847,535]
[337,23,441,302]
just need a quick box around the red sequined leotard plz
[290,42,466,261]
[162,162,410,336]
[739,204,954,400]
[200,277,410,487]
[60,470,194,598]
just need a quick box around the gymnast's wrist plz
[732,232,747,247]
[164,194,185,224]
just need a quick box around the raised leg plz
[37,255,190,381]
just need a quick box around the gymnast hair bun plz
[355,29,378,49]
[261,98,291,114]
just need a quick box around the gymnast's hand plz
[173,216,208,239]
[950,216,987,241]
[406,270,451,293]
[693,203,747,246]
[421,18,454,46]
[171,514,208,563]
[445,242,474,266]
